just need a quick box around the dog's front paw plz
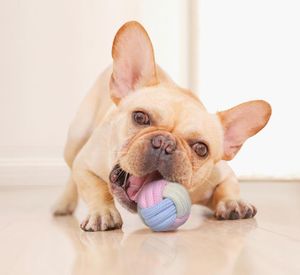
[214,199,257,220]
[80,206,123,232]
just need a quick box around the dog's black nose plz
[151,134,176,154]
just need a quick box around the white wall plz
[0,0,189,185]
[197,0,300,179]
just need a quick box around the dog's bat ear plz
[110,21,158,104]
[218,100,272,160]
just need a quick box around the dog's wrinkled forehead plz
[120,86,203,119]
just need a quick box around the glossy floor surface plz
[1,182,300,275]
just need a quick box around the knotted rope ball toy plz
[133,179,192,232]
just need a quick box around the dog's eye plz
[132,111,150,126]
[192,142,209,158]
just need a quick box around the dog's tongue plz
[127,176,146,201]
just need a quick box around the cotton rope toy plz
[132,179,192,232]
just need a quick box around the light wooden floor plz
[0,182,300,275]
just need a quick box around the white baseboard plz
[0,158,299,186]
[0,158,69,186]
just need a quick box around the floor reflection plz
[53,213,257,275]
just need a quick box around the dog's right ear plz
[218,100,272,161]
[110,21,158,104]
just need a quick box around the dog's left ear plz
[110,21,157,104]
[218,100,272,160]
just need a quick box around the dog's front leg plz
[210,175,257,220]
[73,167,123,231]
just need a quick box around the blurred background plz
[0,0,299,186]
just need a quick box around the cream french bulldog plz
[53,21,272,231]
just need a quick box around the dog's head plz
[108,22,272,212]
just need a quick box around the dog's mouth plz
[109,164,163,212]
